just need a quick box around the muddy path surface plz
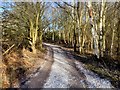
[20,45,54,88]
[20,43,114,88]
[43,43,84,88]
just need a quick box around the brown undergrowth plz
[1,48,46,88]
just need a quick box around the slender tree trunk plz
[91,38,93,50]
[52,28,55,42]
[81,34,86,53]
[73,29,77,52]
[39,31,43,49]
[110,29,115,56]
[99,0,106,57]
[29,20,36,53]
[103,35,106,55]
[76,2,82,53]
[63,30,66,44]
[88,1,99,58]
[102,9,106,56]
[31,43,36,53]
[29,12,40,53]
[69,32,72,46]
[59,30,61,43]
[35,13,39,43]
[81,4,88,53]
[117,19,120,57]
[72,0,77,52]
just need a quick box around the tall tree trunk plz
[88,1,99,58]
[29,12,40,53]
[77,2,83,53]
[102,9,106,56]
[117,19,120,57]
[39,31,43,49]
[72,0,77,52]
[99,0,106,57]
[52,29,54,42]
[81,34,86,53]
[63,30,66,44]
[59,30,61,43]
[35,13,39,43]
[31,43,36,54]
[73,29,77,52]
[103,35,106,55]
[29,20,36,53]
[110,28,115,56]
[81,3,88,53]
[69,32,72,46]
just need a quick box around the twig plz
[3,44,15,55]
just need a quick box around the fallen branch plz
[3,44,15,55]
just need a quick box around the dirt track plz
[20,43,113,88]
[20,45,54,88]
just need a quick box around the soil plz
[20,45,54,88]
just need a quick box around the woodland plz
[0,1,120,88]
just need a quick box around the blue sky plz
[0,2,4,13]
[0,1,14,14]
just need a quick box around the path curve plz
[20,43,113,88]
[43,43,84,88]
[43,43,113,88]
